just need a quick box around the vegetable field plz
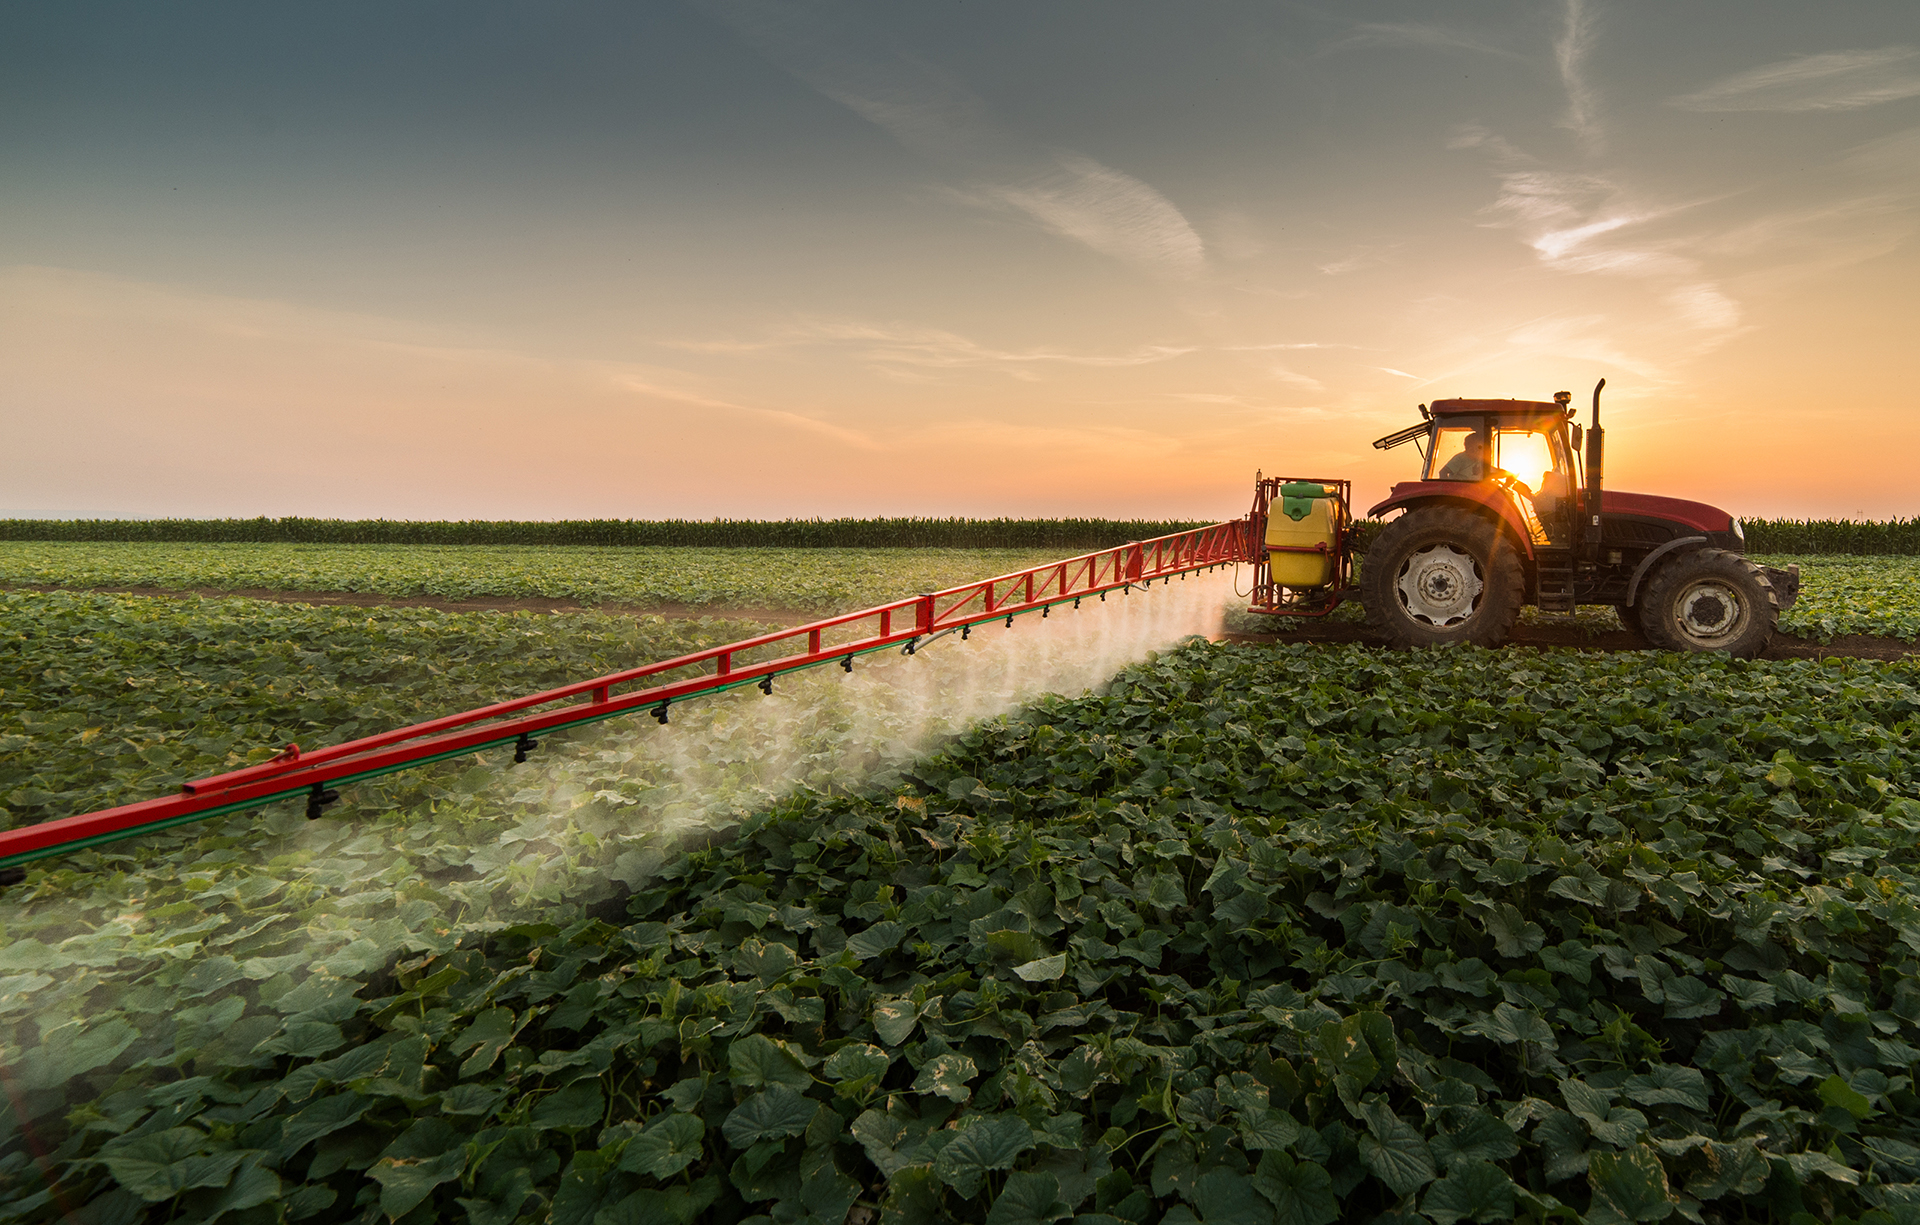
[4,583,1920,1225]
[0,544,1071,617]
[0,519,1215,551]
[1760,557,1920,644]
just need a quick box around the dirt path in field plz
[10,582,1915,660]
[1223,620,1919,661]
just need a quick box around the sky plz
[2,1,1916,522]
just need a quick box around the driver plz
[1438,433,1487,480]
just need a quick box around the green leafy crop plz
[5,636,1919,1225]
[0,543,1072,616]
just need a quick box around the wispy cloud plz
[1315,244,1400,275]
[1554,0,1603,151]
[667,319,1195,373]
[1670,46,1920,113]
[1320,22,1520,60]
[703,0,1204,278]
[984,157,1205,276]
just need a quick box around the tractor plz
[1247,380,1800,657]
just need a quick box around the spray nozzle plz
[1042,606,1049,618]
[961,624,970,640]
[306,784,341,820]
[758,674,773,695]
[1074,596,1082,610]
[841,655,854,672]
[652,703,670,724]
[1005,614,1014,628]
[513,733,539,763]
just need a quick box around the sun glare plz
[1496,430,1554,492]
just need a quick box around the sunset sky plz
[3,2,1916,522]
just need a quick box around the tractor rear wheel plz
[1637,548,1777,658]
[1362,507,1524,648]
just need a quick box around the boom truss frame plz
[0,521,1252,872]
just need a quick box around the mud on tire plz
[1361,507,1524,648]
[1637,547,1777,658]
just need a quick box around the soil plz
[10,582,1915,661]
[1223,619,1919,662]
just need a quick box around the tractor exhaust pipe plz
[1584,378,1606,555]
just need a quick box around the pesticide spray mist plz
[0,568,1241,1138]
[610,568,1237,846]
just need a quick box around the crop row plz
[0,517,1218,550]
[2,600,1919,1223]
[6,543,1918,641]
[4,515,1917,553]
[0,543,1068,617]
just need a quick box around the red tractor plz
[1248,380,1799,657]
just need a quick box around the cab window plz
[1493,428,1554,492]
[1426,425,1485,481]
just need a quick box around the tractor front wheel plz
[1637,548,1777,658]
[1362,508,1524,648]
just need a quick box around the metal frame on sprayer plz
[0,521,1253,874]
[1246,474,1357,618]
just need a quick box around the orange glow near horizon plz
[2,5,1915,523]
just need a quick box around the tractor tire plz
[1636,548,1777,658]
[1362,507,1524,648]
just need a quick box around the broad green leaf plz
[252,1021,346,1059]
[594,1177,721,1225]
[850,1109,918,1179]
[1115,931,1169,966]
[932,1115,1036,1199]
[1357,1104,1436,1197]
[1464,1003,1553,1046]
[872,997,923,1046]
[1015,954,1067,982]
[1585,1145,1675,1224]
[1816,1073,1874,1119]
[439,1084,507,1117]
[720,1085,816,1147]
[531,1081,604,1131]
[985,1171,1072,1225]
[1621,1067,1709,1113]
[1782,1150,1861,1185]
[1686,1140,1769,1200]
[1236,1106,1302,1151]
[620,1113,705,1179]
[192,1155,281,1219]
[824,1043,891,1082]
[729,1034,813,1091]
[450,1007,520,1078]
[1423,1161,1516,1225]
[1430,1112,1519,1170]
[1660,976,1723,1019]
[277,1092,371,1155]
[913,1052,978,1102]
[848,921,907,961]
[1251,1151,1337,1225]
[1483,904,1546,958]
[369,1147,466,1217]
[732,938,797,981]
[100,1129,247,1201]
[1190,1168,1270,1225]
[1436,959,1497,997]
[984,930,1048,962]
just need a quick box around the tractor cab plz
[1377,396,1583,548]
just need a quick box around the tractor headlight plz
[1732,518,1746,543]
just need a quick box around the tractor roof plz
[1428,398,1568,418]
